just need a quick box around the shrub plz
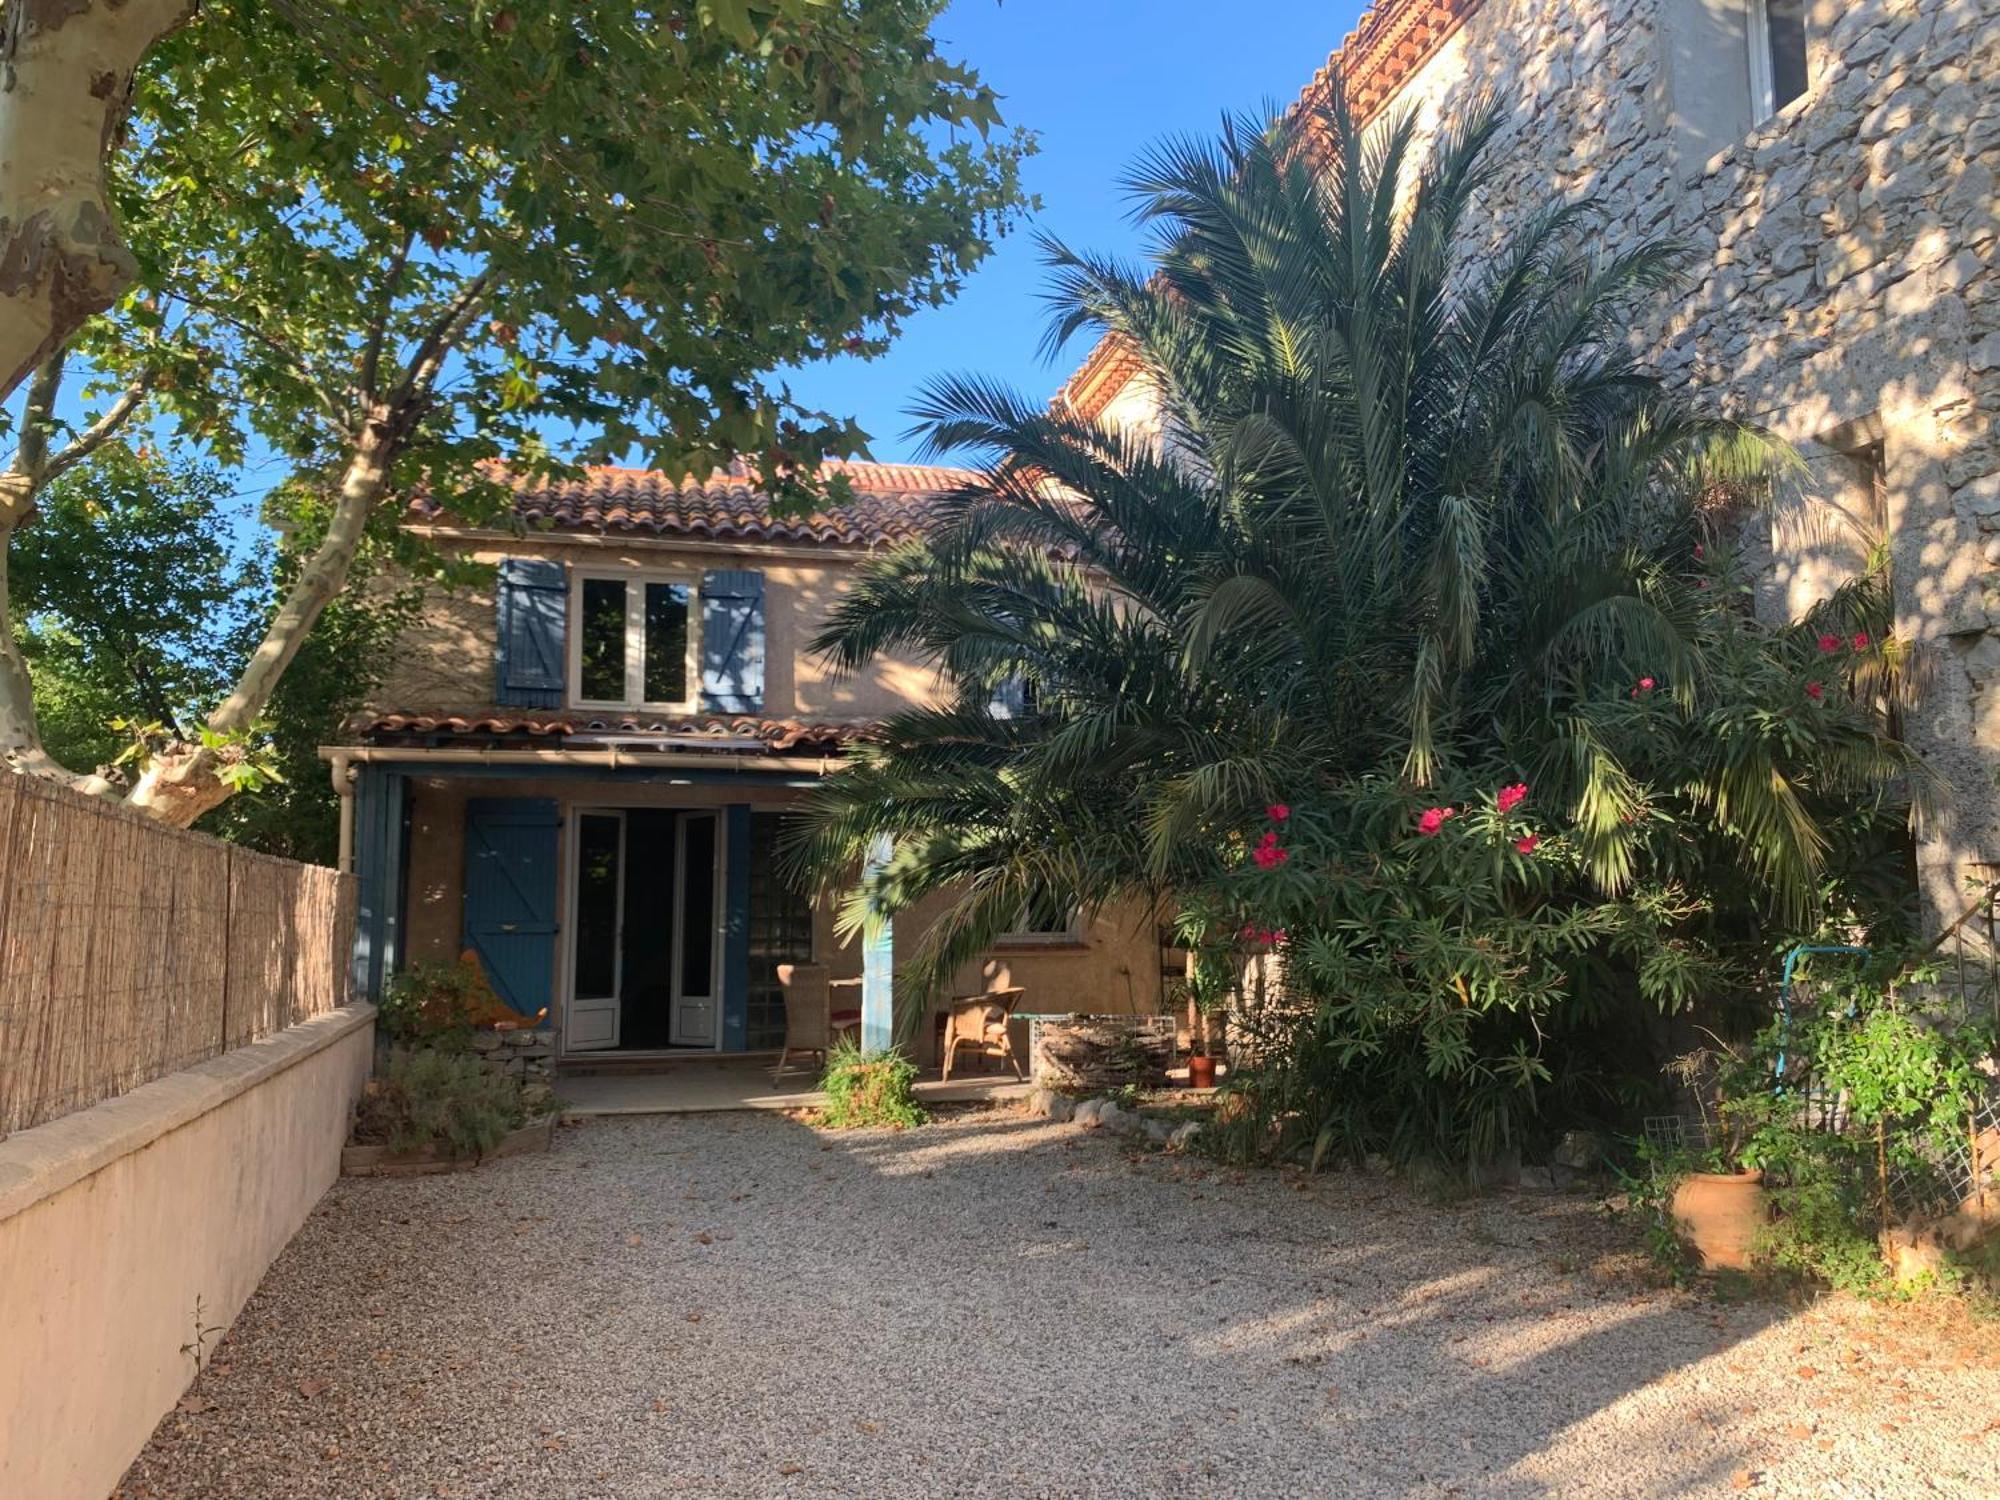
[376,958,490,1050]
[819,1038,928,1130]
[353,1047,530,1158]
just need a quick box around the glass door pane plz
[670,811,721,1046]
[566,812,624,1051]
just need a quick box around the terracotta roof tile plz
[359,711,868,755]
[500,458,975,547]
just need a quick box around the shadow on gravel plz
[119,1109,1802,1500]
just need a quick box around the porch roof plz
[353,710,871,756]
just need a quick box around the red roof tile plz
[359,711,868,755]
[498,458,975,547]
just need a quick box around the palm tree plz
[790,91,1923,1026]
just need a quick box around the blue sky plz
[781,0,1369,464]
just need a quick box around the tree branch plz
[392,266,496,412]
[42,370,156,488]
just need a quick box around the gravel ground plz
[120,1108,1998,1500]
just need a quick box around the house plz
[1061,0,2000,937]
[327,461,1165,1069]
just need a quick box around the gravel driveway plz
[120,1108,1997,1499]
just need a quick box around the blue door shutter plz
[461,798,560,1022]
[496,559,567,708]
[699,569,765,714]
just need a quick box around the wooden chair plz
[939,987,1028,1082]
[771,964,834,1083]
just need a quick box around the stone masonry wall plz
[1366,0,2000,932]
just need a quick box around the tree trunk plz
[0,476,57,775]
[124,417,396,826]
[0,0,195,402]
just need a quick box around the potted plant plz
[1182,949,1232,1090]
[1660,1044,1773,1271]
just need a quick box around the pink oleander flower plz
[1818,633,1841,653]
[1638,677,1656,692]
[1266,802,1291,822]
[1806,680,1824,701]
[1418,806,1452,837]
[1271,928,1287,945]
[1496,782,1529,814]
[1852,631,1871,650]
[1515,833,1540,855]
[1693,542,1705,559]
[1250,841,1290,869]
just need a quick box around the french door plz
[669,810,723,1046]
[564,811,625,1051]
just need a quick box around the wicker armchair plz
[771,963,834,1083]
[939,987,1028,1082]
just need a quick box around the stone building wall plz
[1362,0,2000,934]
[1080,0,1998,933]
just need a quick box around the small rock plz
[1045,1094,1076,1123]
[1169,1121,1203,1151]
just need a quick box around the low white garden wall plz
[0,1003,374,1500]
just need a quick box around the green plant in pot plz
[1181,944,1236,1090]
[1659,1043,1775,1273]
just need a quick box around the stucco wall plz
[0,1005,374,1500]
[1371,0,2000,932]
[400,777,1163,1065]
[370,537,944,725]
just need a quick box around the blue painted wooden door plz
[462,798,560,1021]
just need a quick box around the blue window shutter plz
[699,569,765,714]
[496,559,567,708]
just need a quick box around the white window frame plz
[567,566,701,712]
[997,902,1084,947]
[1747,0,1806,124]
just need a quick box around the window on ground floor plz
[999,887,1082,945]
[746,813,816,1050]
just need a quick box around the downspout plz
[329,750,356,873]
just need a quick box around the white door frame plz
[669,809,725,1049]
[558,802,730,1058]
[562,808,626,1052]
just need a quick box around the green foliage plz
[818,1038,928,1130]
[1641,968,1996,1291]
[1618,1140,1700,1287]
[10,444,259,770]
[9,444,417,855]
[376,960,490,1052]
[354,1046,529,1158]
[97,0,1034,501]
[792,93,1921,1161]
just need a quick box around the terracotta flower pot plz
[1671,1169,1768,1271]
[1187,1054,1217,1089]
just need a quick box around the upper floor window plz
[570,569,696,710]
[1749,0,1808,121]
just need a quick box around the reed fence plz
[0,774,355,1136]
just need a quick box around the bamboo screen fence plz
[0,775,356,1137]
